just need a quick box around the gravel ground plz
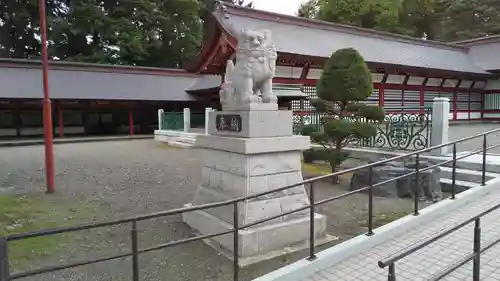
[0,139,426,281]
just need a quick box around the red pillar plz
[129,110,134,136]
[39,0,55,193]
[419,90,425,114]
[58,107,64,138]
[480,92,485,120]
[453,93,458,120]
[378,86,385,107]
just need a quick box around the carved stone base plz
[196,135,310,154]
[182,203,328,266]
[183,109,330,264]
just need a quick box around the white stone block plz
[196,135,310,154]
[202,150,302,177]
[208,110,293,138]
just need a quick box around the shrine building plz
[1,3,500,139]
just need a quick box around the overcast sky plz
[251,0,304,16]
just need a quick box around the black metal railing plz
[293,106,432,151]
[378,201,500,281]
[1,128,500,281]
[361,106,432,151]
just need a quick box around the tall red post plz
[419,90,425,114]
[378,87,385,107]
[39,0,55,193]
[129,110,134,136]
[58,107,64,138]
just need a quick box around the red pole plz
[39,0,55,193]
[58,107,64,138]
[129,110,134,136]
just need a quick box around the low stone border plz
[0,135,152,147]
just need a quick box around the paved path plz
[300,186,500,281]
[449,123,500,153]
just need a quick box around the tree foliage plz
[298,0,404,33]
[0,0,251,67]
[301,48,384,177]
[297,0,500,41]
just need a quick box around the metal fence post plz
[413,153,420,216]
[388,263,396,281]
[131,221,139,281]
[451,143,457,199]
[473,218,481,281]
[308,182,317,261]
[0,237,9,281]
[233,202,239,281]
[482,135,487,186]
[367,166,374,236]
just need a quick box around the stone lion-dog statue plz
[220,28,278,108]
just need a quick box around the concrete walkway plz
[299,185,500,281]
[0,135,152,147]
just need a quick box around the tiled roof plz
[215,4,489,75]
[0,62,199,101]
[186,75,221,92]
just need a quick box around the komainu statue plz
[220,28,278,108]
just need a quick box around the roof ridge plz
[452,34,500,45]
[0,58,198,77]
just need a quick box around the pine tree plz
[302,48,385,181]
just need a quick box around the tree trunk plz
[331,164,339,184]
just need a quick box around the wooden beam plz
[300,63,311,80]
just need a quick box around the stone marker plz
[349,159,442,202]
[182,28,329,265]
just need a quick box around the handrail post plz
[473,218,481,281]
[367,166,374,236]
[451,143,457,199]
[233,202,239,281]
[482,135,487,186]
[307,182,317,261]
[0,237,8,281]
[131,221,139,281]
[425,108,431,148]
[388,263,396,281]
[413,153,420,216]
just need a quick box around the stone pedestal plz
[182,108,328,265]
[431,97,450,156]
[183,108,190,133]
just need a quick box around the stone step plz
[167,141,194,148]
[439,167,499,184]
[439,178,478,193]
[178,136,196,144]
[440,152,500,173]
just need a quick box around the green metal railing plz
[161,112,183,130]
[190,112,205,128]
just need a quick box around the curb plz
[0,135,152,147]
